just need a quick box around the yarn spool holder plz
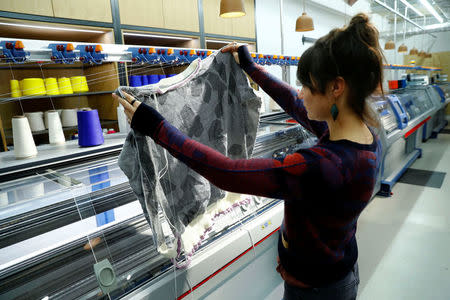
[76,44,107,65]
[48,43,78,64]
[0,41,29,63]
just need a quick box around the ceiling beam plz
[372,0,436,37]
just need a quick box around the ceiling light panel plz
[399,0,424,17]
[420,0,444,23]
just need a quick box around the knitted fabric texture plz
[116,51,261,257]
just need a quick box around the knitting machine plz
[376,83,446,196]
[0,110,312,299]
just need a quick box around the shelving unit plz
[0,20,120,148]
[5,120,117,145]
[0,59,119,145]
[0,90,115,104]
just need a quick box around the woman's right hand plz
[221,42,246,65]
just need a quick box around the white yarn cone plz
[12,116,38,159]
[117,104,130,133]
[61,108,78,127]
[25,112,45,132]
[47,110,65,145]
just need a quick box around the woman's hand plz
[276,256,311,288]
[112,91,141,124]
[221,42,247,64]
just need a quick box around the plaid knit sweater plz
[131,46,382,286]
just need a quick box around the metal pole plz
[394,0,397,64]
[110,0,127,86]
[280,0,284,55]
[279,0,290,84]
[403,7,408,44]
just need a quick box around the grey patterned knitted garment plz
[116,51,261,256]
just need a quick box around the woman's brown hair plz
[297,13,384,127]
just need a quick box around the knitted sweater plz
[130,46,382,286]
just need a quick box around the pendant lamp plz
[295,0,314,32]
[398,44,408,53]
[409,47,418,55]
[220,0,246,18]
[385,40,396,50]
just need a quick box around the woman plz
[113,13,383,300]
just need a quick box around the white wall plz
[255,0,449,109]
[255,0,377,110]
[256,0,369,87]
[256,0,449,71]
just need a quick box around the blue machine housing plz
[0,41,29,63]
[76,44,107,64]
[387,94,408,129]
[48,43,78,64]
[432,85,445,103]
[159,48,177,64]
[127,47,153,64]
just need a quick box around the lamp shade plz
[384,40,395,50]
[220,0,246,18]
[295,12,314,32]
[398,44,408,53]
[409,48,418,55]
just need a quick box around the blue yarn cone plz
[77,109,104,147]
[129,75,142,87]
[147,74,159,84]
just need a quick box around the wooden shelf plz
[0,62,108,70]
[122,30,200,49]
[0,91,115,104]
[4,120,118,139]
[0,18,114,44]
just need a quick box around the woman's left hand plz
[112,91,141,124]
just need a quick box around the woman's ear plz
[332,76,346,98]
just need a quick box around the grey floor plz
[266,118,450,300]
[357,119,450,300]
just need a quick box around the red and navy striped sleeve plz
[131,103,324,199]
[237,46,328,138]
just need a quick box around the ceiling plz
[371,0,449,26]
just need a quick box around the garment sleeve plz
[131,103,322,199]
[237,46,328,138]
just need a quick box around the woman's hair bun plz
[349,13,370,27]
[346,13,379,49]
